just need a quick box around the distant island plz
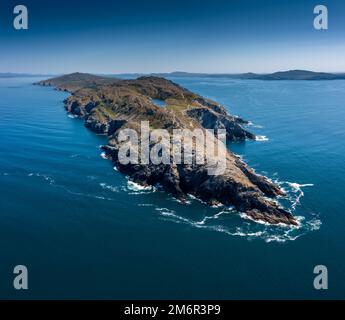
[37,72,299,225]
[0,72,55,78]
[3,69,345,80]
[116,70,345,81]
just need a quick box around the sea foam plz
[255,135,269,141]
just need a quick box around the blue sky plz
[0,0,344,73]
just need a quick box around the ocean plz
[0,76,344,299]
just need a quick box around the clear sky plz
[0,0,344,73]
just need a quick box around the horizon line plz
[1,69,345,76]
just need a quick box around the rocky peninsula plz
[37,73,297,226]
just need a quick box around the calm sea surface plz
[0,76,344,299]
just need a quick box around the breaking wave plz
[247,121,264,129]
[100,152,108,160]
[100,182,119,193]
[255,135,269,141]
[26,172,114,201]
[285,182,314,210]
[28,172,55,185]
[125,180,156,194]
[23,169,319,243]
[153,176,320,243]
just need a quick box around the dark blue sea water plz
[0,76,344,299]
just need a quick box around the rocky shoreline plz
[37,73,297,226]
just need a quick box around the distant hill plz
[115,70,345,80]
[36,72,118,91]
[3,70,345,80]
[0,73,55,78]
[253,70,345,80]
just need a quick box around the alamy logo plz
[117,121,227,175]
[3,5,330,32]
[0,265,29,290]
[13,265,28,290]
[0,5,28,30]
[313,265,328,290]
[314,5,328,30]
[13,5,28,30]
